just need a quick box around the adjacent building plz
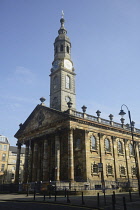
[0,135,10,184]
[6,146,25,183]
[14,15,140,191]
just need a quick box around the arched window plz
[60,44,63,51]
[107,165,113,175]
[67,46,69,53]
[120,166,125,175]
[66,75,70,89]
[129,143,134,156]
[75,139,81,150]
[92,163,98,174]
[105,139,111,152]
[53,76,58,90]
[118,141,123,154]
[91,135,97,150]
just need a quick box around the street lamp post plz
[119,104,140,195]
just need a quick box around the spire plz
[58,10,67,35]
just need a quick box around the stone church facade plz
[14,15,140,191]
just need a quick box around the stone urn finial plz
[81,105,87,113]
[40,97,46,105]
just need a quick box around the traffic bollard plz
[97,192,100,209]
[129,189,132,202]
[67,191,70,203]
[123,197,127,210]
[82,192,85,205]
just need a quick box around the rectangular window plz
[3,145,7,151]
[0,144,2,150]
[132,167,137,176]
[1,164,5,172]
[2,154,6,161]
[107,165,113,175]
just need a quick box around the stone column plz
[23,142,29,183]
[68,129,74,181]
[15,141,22,184]
[37,145,41,181]
[43,139,49,181]
[112,136,118,181]
[32,142,38,182]
[28,142,33,182]
[135,142,140,192]
[55,135,60,181]
[84,130,89,181]
[124,139,130,186]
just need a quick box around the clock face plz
[52,60,60,70]
[64,59,72,70]
[65,96,71,102]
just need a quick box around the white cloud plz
[7,66,35,85]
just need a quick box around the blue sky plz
[0,0,140,146]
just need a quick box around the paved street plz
[0,192,140,209]
[0,201,92,210]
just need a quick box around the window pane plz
[53,76,58,90]
[107,165,113,174]
[66,75,70,89]
[120,166,125,175]
[91,136,97,150]
[2,154,6,161]
[118,141,123,154]
[3,145,7,151]
[93,164,98,173]
[129,144,134,156]
[105,139,111,152]
[1,164,5,171]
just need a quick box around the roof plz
[9,146,25,154]
[0,135,9,144]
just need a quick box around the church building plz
[14,14,140,191]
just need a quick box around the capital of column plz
[98,133,104,139]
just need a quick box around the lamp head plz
[119,109,126,118]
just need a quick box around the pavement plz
[0,192,140,209]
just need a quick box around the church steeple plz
[53,11,71,61]
[58,11,67,35]
[50,13,76,111]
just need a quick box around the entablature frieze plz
[68,117,140,141]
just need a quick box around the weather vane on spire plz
[61,10,64,18]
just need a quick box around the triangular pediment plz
[15,105,67,138]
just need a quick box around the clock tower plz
[50,13,76,111]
